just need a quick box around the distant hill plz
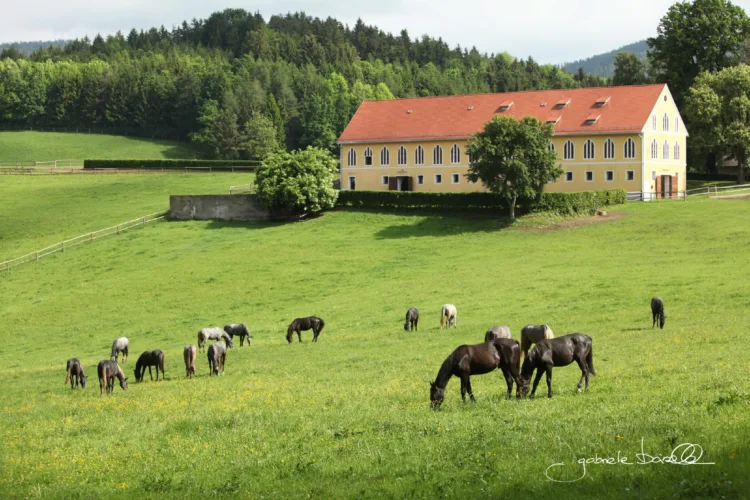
[562,40,648,78]
[0,39,68,55]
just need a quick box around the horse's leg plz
[575,356,588,392]
[297,330,302,343]
[530,368,544,399]
[501,367,513,399]
[466,377,475,403]
[460,376,467,402]
[545,365,553,398]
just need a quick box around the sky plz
[1,0,750,64]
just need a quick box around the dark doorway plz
[388,176,412,191]
[660,175,671,198]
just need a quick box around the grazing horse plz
[519,333,595,399]
[484,326,512,342]
[110,337,129,363]
[404,308,419,332]
[224,323,252,346]
[286,317,325,343]
[97,360,128,395]
[651,297,666,329]
[207,341,227,376]
[134,350,165,382]
[440,304,457,329]
[520,325,554,359]
[198,327,234,352]
[429,338,522,409]
[65,358,87,389]
[184,345,197,378]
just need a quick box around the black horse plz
[134,350,165,382]
[651,297,666,329]
[65,358,87,389]
[430,338,522,409]
[97,360,128,395]
[519,333,595,399]
[404,308,419,331]
[224,323,253,346]
[287,316,325,343]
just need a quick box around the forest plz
[0,9,609,158]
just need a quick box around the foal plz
[404,308,419,332]
[184,345,197,378]
[651,297,666,329]
[65,358,87,389]
[134,350,165,382]
[97,360,129,395]
[519,333,595,399]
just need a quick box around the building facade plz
[338,84,687,199]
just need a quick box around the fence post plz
[117,225,120,234]
[90,232,93,241]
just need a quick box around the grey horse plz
[520,325,554,359]
[484,326,512,342]
[198,327,234,353]
[110,337,129,362]
[207,341,227,376]
[224,323,252,346]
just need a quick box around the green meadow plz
[0,175,748,499]
[0,131,203,161]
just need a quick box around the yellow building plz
[338,84,687,200]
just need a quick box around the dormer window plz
[594,96,610,107]
[585,114,600,125]
[555,98,571,109]
[546,116,561,125]
[498,100,514,111]
[467,106,474,111]
[407,109,413,114]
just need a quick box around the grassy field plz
[0,131,204,161]
[0,175,748,499]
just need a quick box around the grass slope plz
[0,173,253,258]
[0,131,203,161]
[0,182,747,498]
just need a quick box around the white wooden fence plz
[229,183,253,194]
[0,211,167,274]
[686,183,750,198]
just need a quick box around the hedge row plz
[336,189,627,215]
[686,172,739,181]
[83,160,259,171]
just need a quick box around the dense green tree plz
[243,111,279,160]
[254,147,339,213]
[466,116,562,219]
[613,52,649,86]
[685,64,750,184]
[647,0,750,107]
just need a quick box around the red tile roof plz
[338,84,666,144]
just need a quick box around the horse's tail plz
[318,318,325,332]
[440,306,445,328]
[159,352,165,374]
[586,346,596,376]
[65,366,71,385]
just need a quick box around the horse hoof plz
[577,388,582,393]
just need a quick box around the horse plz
[97,360,128,395]
[224,323,252,346]
[484,326,512,342]
[520,324,554,359]
[65,358,87,389]
[404,308,419,331]
[110,337,129,363]
[440,304,457,328]
[184,345,197,378]
[429,338,522,409]
[519,333,595,399]
[134,350,165,382]
[198,327,234,352]
[651,297,666,329]
[286,316,325,343]
[207,341,227,376]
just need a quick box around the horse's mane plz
[434,350,456,387]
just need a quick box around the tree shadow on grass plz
[359,208,514,239]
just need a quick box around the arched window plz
[548,142,555,152]
[675,117,680,133]
[563,140,575,160]
[364,147,373,166]
[415,145,424,165]
[380,147,390,166]
[433,145,443,165]
[397,146,407,165]
[584,139,595,160]
[663,140,669,160]
[624,138,636,159]
[604,139,615,160]
[347,148,356,166]
[652,114,657,131]
[651,139,658,159]
[674,142,680,160]
[450,144,461,164]
[663,113,670,132]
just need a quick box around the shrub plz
[254,147,338,214]
[536,189,627,215]
[83,160,259,170]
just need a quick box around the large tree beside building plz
[685,64,750,184]
[647,0,750,108]
[613,52,649,86]
[465,116,562,219]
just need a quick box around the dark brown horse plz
[65,358,87,389]
[97,360,128,395]
[519,333,595,399]
[651,297,666,329]
[429,338,522,409]
[134,350,165,382]
[286,316,325,343]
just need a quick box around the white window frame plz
[347,148,356,166]
[564,140,575,160]
[382,176,389,186]
[674,142,680,161]
[549,142,555,152]
[651,140,658,159]
[434,174,442,184]
[606,170,614,182]
[364,147,373,166]
[450,144,461,164]
[584,139,595,160]
[380,147,389,166]
[451,173,460,184]
[652,114,657,131]
[624,138,636,159]
[663,113,669,132]
[398,146,407,165]
[565,171,573,182]
[348,176,356,190]
[433,145,443,165]
[626,170,635,181]
[675,117,680,133]
[663,140,669,160]
[417,175,424,185]
[604,139,615,160]
[585,171,593,182]
[415,145,424,165]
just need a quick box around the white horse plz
[520,324,554,358]
[110,337,129,362]
[198,327,234,353]
[440,304,457,328]
[484,326,512,342]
